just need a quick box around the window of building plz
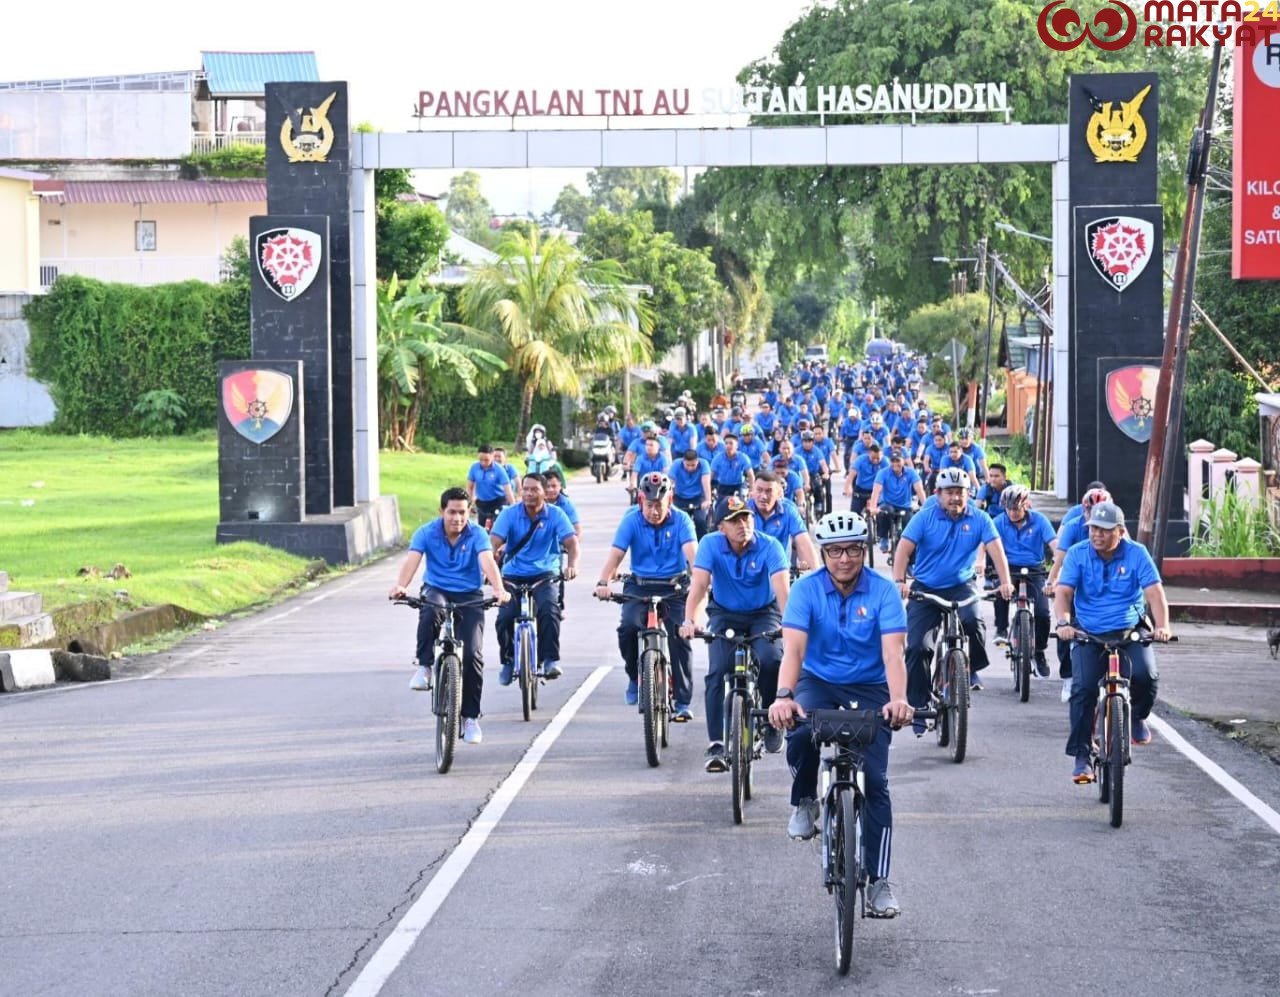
[136,220,157,252]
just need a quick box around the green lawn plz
[0,430,471,617]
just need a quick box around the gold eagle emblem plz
[280,91,337,163]
[1085,84,1151,164]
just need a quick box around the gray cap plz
[1087,501,1124,530]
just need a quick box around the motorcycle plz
[590,432,616,482]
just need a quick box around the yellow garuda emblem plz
[1085,84,1151,164]
[280,91,337,163]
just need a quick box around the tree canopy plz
[444,171,495,243]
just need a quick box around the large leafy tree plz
[377,200,449,282]
[586,167,680,215]
[444,171,495,243]
[577,209,722,357]
[899,292,991,421]
[460,229,654,445]
[701,0,1212,317]
[377,273,504,450]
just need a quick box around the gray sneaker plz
[1060,676,1073,703]
[866,878,901,918]
[787,799,820,840]
[409,665,430,692]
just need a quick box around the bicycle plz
[760,705,935,974]
[910,589,983,764]
[505,575,560,722]
[1069,629,1174,828]
[1003,567,1042,703]
[876,506,911,569]
[606,573,688,767]
[694,626,782,824]
[394,593,499,774]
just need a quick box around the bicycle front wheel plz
[946,648,969,763]
[640,639,663,767]
[435,654,461,775]
[517,625,535,722]
[932,645,951,749]
[1108,695,1126,828]
[833,787,862,975]
[729,693,748,824]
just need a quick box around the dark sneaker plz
[704,742,727,773]
[787,798,820,840]
[763,725,784,754]
[912,716,927,738]
[866,878,901,918]
[624,679,638,706]
[993,628,1009,647]
[1132,718,1153,745]
[543,660,562,680]
[1072,757,1094,784]
[499,661,514,686]
[1034,650,1050,677]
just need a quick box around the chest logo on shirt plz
[1117,565,1127,576]
[857,605,868,617]
[961,523,971,532]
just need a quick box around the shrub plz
[1188,488,1280,557]
[133,389,187,436]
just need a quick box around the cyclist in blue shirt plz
[939,440,979,492]
[755,401,777,436]
[709,433,755,500]
[680,496,791,771]
[956,428,988,482]
[671,449,713,539]
[593,473,698,716]
[770,454,807,516]
[844,443,885,516]
[749,469,818,569]
[1045,486,1112,690]
[543,467,581,537]
[697,426,724,467]
[633,435,672,477]
[390,487,512,744]
[989,485,1057,676]
[975,463,1008,512]
[491,473,579,684]
[738,424,767,468]
[1053,501,1173,783]
[467,443,515,528]
[492,447,520,488]
[767,511,915,919]
[867,451,926,552]
[667,407,698,457]
[839,409,863,468]
[894,468,1012,705]
[619,413,641,453]
[921,431,950,487]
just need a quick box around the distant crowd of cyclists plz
[390,347,1174,921]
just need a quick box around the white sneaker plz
[787,799,820,840]
[462,718,483,744]
[1060,676,1072,703]
[409,665,430,692]
[867,878,901,918]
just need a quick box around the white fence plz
[1186,438,1266,528]
[190,132,266,155]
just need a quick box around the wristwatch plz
[1054,618,1071,629]
[775,687,794,700]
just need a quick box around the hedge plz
[24,274,250,436]
[419,372,563,449]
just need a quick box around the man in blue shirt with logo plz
[667,407,698,457]
[671,449,713,539]
[390,487,511,745]
[633,434,672,477]
[844,442,885,516]
[467,443,514,528]
[738,423,767,468]
[894,468,1012,706]
[1054,501,1172,783]
[990,485,1057,676]
[593,472,699,717]
[867,451,926,552]
[749,469,818,569]
[681,496,791,771]
[767,511,915,919]
[709,433,755,501]
[491,473,579,684]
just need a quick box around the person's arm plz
[880,632,911,725]
[769,568,790,615]
[679,566,713,637]
[1053,582,1077,640]
[561,534,579,579]
[1045,544,1068,592]
[682,539,698,574]
[1143,582,1173,640]
[389,549,424,598]
[793,530,818,571]
[768,627,808,729]
[466,476,476,504]
[593,546,627,599]
[913,479,927,506]
[700,470,712,509]
[502,481,515,505]
[842,463,854,496]
[867,481,883,516]
[893,537,917,598]
[478,550,511,603]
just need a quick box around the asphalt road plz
[3,469,1279,996]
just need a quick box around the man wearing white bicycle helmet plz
[768,511,914,919]
[894,467,1012,708]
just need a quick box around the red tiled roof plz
[40,179,268,204]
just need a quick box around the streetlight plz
[994,221,1052,244]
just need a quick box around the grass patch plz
[0,430,472,617]
[379,448,478,534]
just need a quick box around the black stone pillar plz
[217,360,305,523]
[264,81,355,507]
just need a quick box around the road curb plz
[0,650,57,692]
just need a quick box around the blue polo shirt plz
[667,421,697,455]
[940,452,976,476]
[976,481,1005,510]
[778,468,804,502]
[852,453,886,490]
[739,436,767,467]
[1059,537,1161,633]
[923,441,949,469]
[797,445,826,477]
[783,567,907,685]
[694,531,788,612]
[901,497,998,588]
[610,505,696,578]
[492,501,575,577]
[410,519,492,593]
[468,461,511,502]
[551,493,580,529]
[671,458,711,500]
[628,436,671,458]
[840,414,862,441]
[994,509,1056,568]
[710,451,753,487]
[1057,514,1090,550]
[874,464,920,507]
[750,497,807,549]
[500,462,520,483]
[697,440,724,465]
[634,450,672,476]
[755,411,777,435]
[619,425,641,451]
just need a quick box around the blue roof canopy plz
[200,51,318,97]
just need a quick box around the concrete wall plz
[0,178,40,293]
[0,294,55,427]
[39,198,263,285]
[0,91,191,159]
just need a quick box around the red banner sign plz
[1233,23,1280,279]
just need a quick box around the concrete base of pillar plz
[216,496,401,566]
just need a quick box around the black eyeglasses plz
[822,544,867,560]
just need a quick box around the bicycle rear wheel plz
[833,787,862,975]
[729,693,748,824]
[946,648,968,764]
[435,654,461,774]
[1108,696,1126,828]
[517,626,534,722]
[658,660,671,748]
[640,637,663,767]
[1014,611,1033,704]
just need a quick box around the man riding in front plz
[866,450,926,553]
[467,443,514,529]
[680,496,791,772]
[491,473,579,684]
[767,511,915,919]
[989,485,1057,676]
[1053,501,1173,784]
[894,467,1012,707]
[593,473,698,718]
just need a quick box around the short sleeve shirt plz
[901,497,998,588]
[694,532,788,613]
[750,497,807,549]
[710,451,753,486]
[634,451,672,476]
[492,502,575,577]
[610,505,696,578]
[552,493,580,528]
[468,461,510,501]
[874,465,920,508]
[993,509,1056,568]
[1059,537,1161,633]
[783,567,907,685]
[410,519,492,593]
[671,459,711,500]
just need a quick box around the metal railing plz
[190,131,266,155]
[39,257,224,286]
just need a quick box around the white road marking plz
[1149,715,1280,836]
[343,665,612,997]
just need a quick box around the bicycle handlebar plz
[614,572,690,588]
[392,595,500,611]
[909,589,983,610]
[1067,629,1178,648]
[691,627,784,643]
[503,574,563,593]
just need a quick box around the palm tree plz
[460,229,653,447]
[377,272,505,450]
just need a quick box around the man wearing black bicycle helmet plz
[989,485,1057,675]
[592,473,698,715]
[768,510,913,918]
